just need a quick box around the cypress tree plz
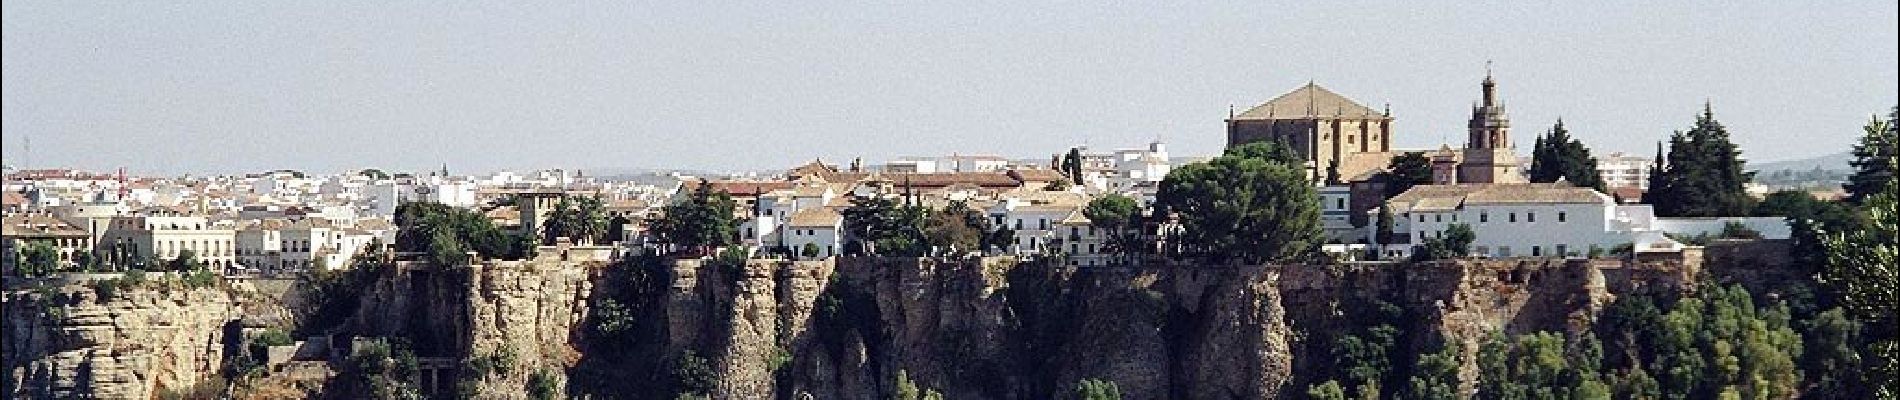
[1529,119,1607,192]
[1845,107,1897,204]
[1644,105,1754,217]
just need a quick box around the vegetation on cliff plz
[1154,141,1322,264]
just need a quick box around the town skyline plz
[5,2,1897,175]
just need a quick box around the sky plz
[4,2,1896,176]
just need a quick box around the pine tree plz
[1643,105,1754,217]
[1846,107,1897,204]
[1528,119,1606,191]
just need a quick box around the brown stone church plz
[1226,73,1525,185]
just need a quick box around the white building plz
[1377,183,1789,259]
[1596,152,1654,190]
[100,213,238,270]
[782,208,843,259]
[985,191,1110,265]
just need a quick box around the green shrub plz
[527,369,561,400]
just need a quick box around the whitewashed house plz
[1377,183,1791,259]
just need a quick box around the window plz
[1532,246,1542,257]
[1419,215,1426,222]
[1480,212,1488,223]
[1556,245,1568,257]
[1558,212,1567,223]
[1335,198,1346,209]
[1528,213,1536,223]
[1509,213,1517,223]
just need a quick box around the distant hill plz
[1753,151,1852,172]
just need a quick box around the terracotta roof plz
[1389,183,1608,213]
[785,208,842,228]
[605,199,649,211]
[1232,82,1386,120]
[884,172,1022,188]
[1,192,25,207]
[1007,169,1067,183]
[2,214,87,237]
[682,180,797,197]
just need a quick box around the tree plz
[1306,380,1347,400]
[1407,343,1462,400]
[1528,119,1607,191]
[1643,105,1755,217]
[1154,141,1322,264]
[1411,223,1474,262]
[18,241,60,277]
[543,196,608,245]
[169,249,202,272]
[394,201,532,262]
[893,369,943,400]
[649,180,741,256]
[1224,140,1303,165]
[843,193,928,256]
[1063,148,1086,185]
[1374,205,1395,246]
[1383,152,1434,199]
[1802,308,1872,398]
[800,243,820,258]
[1820,150,1899,396]
[1846,108,1897,204]
[921,201,988,254]
[1084,194,1143,264]
[1074,379,1122,400]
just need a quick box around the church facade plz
[1225,83,1394,182]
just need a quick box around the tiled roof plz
[682,180,798,197]
[1389,183,1608,213]
[1232,83,1387,120]
[785,208,842,228]
[884,172,1023,188]
[1007,169,1067,183]
[2,214,87,237]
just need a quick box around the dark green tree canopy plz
[1084,193,1145,263]
[1155,141,1322,264]
[1383,152,1434,199]
[1528,119,1607,191]
[542,196,608,245]
[649,180,741,256]
[1846,108,1897,204]
[394,201,532,264]
[1643,105,1756,217]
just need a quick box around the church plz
[1226,72,1525,185]
[1225,82,1394,182]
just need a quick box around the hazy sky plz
[4,2,1896,175]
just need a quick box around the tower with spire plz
[1456,65,1526,184]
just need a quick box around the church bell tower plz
[1458,66,1526,184]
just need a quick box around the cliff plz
[3,280,245,398]
[4,240,1786,399]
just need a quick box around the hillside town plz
[3,73,1811,276]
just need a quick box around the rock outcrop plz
[3,283,244,398]
[4,240,1791,399]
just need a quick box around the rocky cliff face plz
[3,282,244,398]
[651,254,1714,400]
[4,241,1780,399]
